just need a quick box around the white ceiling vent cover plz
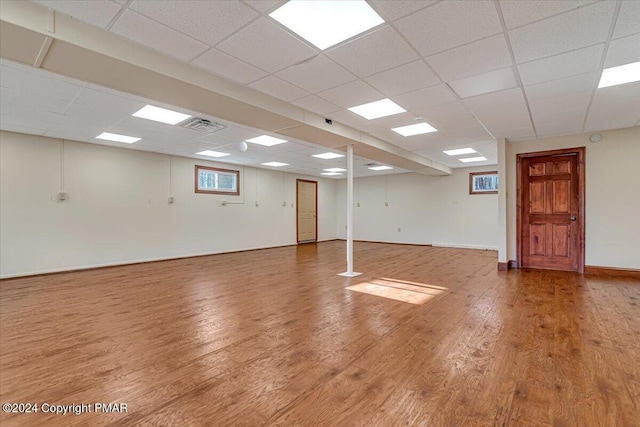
[180,118,226,132]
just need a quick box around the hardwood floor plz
[1,241,638,426]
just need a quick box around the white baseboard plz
[432,242,498,251]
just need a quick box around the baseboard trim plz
[498,260,518,271]
[585,265,640,278]
[1,239,340,280]
[337,239,432,247]
[432,243,498,251]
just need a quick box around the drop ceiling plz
[0,58,404,178]
[1,0,640,174]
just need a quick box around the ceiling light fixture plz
[313,152,344,159]
[95,132,141,144]
[598,61,640,88]
[132,105,191,125]
[324,168,347,172]
[269,0,384,50]
[348,99,406,120]
[322,172,343,176]
[443,148,477,156]
[392,122,437,136]
[196,150,230,158]
[261,161,289,167]
[459,156,487,163]
[368,165,393,171]
[246,135,288,146]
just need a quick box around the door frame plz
[516,146,585,272]
[296,179,318,243]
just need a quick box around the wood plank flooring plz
[1,241,638,426]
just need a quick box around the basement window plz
[195,165,239,195]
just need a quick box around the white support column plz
[339,144,361,277]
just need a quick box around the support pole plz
[339,144,361,277]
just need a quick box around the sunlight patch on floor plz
[346,278,448,305]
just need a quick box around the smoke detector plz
[180,117,226,132]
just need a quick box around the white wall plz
[506,126,640,269]
[0,131,337,278]
[336,167,499,250]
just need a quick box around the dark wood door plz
[518,148,585,272]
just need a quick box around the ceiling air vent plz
[180,117,226,132]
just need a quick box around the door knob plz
[569,216,577,221]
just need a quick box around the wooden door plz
[297,179,317,243]
[517,147,585,272]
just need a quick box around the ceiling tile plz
[529,92,591,119]
[604,33,640,68]
[524,72,597,101]
[462,87,525,113]
[249,76,309,102]
[517,44,604,86]
[426,34,513,83]
[0,86,70,114]
[392,84,457,111]
[532,106,587,126]
[369,112,416,129]
[34,0,124,28]
[291,95,341,115]
[276,55,356,93]
[316,80,383,108]
[395,0,502,57]
[448,67,519,99]
[217,18,318,73]
[130,0,258,46]
[613,0,640,39]
[474,102,532,132]
[364,60,439,97]
[498,126,536,141]
[0,65,84,101]
[110,10,209,61]
[499,0,596,29]
[585,81,640,132]
[508,1,615,63]
[326,25,418,77]
[242,0,286,13]
[191,48,267,84]
[413,101,479,129]
[368,0,436,21]
[73,87,146,114]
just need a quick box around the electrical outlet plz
[221,200,227,206]
[168,196,175,204]
[397,227,401,232]
[255,201,259,207]
[282,201,287,207]
[357,202,360,207]
[57,191,68,202]
[385,201,389,207]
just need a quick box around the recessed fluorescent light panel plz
[459,157,487,163]
[392,122,437,136]
[269,0,384,50]
[322,172,343,176]
[313,152,344,159]
[95,132,140,144]
[261,161,289,167]
[368,165,393,171]
[246,135,288,146]
[196,150,230,158]
[598,61,640,88]
[348,99,406,120]
[443,148,477,156]
[132,105,191,125]
[324,168,347,172]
